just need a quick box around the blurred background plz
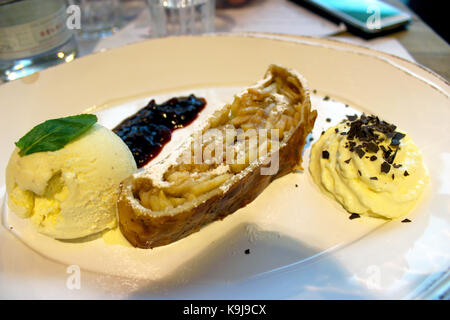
[399,0,448,43]
[0,0,448,82]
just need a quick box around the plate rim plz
[0,33,448,299]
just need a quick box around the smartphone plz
[295,0,411,37]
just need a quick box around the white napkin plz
[331,35,415,62]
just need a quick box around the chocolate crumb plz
[349,213,360,220]
[309,137,314,142]
[336,114,413,183]
[345,104,349,108]
[335,128,339,133]
[344,158,351,164]
[295,184,298,188]
[321,131,325,136]
[323,96,330,101]
[381,162,391,174]
[245,249,250,254]
[326,118,332,122]
[313,89,317,94]
[401,218,411,223]
[340,132,347,135]
[390,132,406,146]
[355,147,365,159]
[365,142,379,153]
[386,148,399,164]
[322,150,330,159]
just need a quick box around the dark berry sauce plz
[113,94,206,168]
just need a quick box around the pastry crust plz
[118,65,317,248]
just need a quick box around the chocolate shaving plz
[365,142,379,153]
[404,170,409,176]
[326,118,332,122]
[401,218,411,223]
[355,146,365,158]
[370,155,377,161]
[391,132,406,146]
[380,145,391,160]
[381,162,391,174]
[342,114,405,165]
[370,177,378,180]
[349,213,360,220]
[322,150,330,159]
[323,96,330,101]
[344,158,351,164]
[386,148,399,164]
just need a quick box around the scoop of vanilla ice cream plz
[5,124,137,239]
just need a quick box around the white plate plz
[0,34,448,299]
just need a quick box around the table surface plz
[120,0,449,81]
[346,0,449,81]
[2,0,449,83]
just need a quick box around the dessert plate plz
[0,34,448,299]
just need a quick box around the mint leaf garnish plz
[15,114,98,156]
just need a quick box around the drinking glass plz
[146,0,215,38]
[73,0,122,39]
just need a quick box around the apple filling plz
[134,67,308,212]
